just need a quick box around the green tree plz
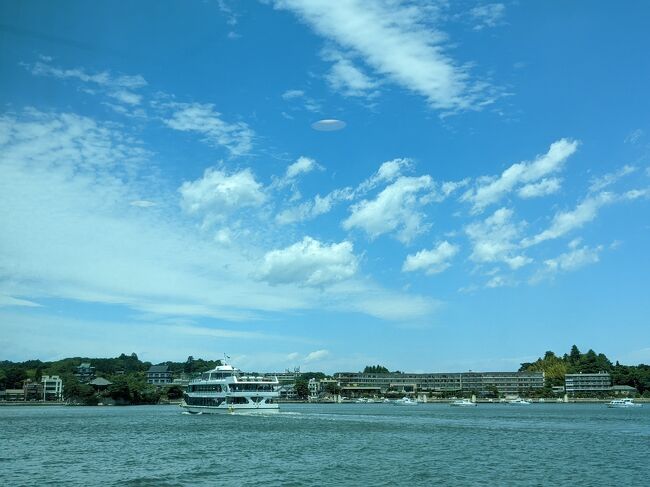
[294,378,309,399]
[165,385,184,400]
[363,365,390,374]
[324,382,342,395]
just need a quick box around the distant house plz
[147,365,172,386]
[89,377,113,391]
[41,376,64,401]
[23,380,43,401]
[75,363,96,383]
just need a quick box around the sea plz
[1,402,649,486]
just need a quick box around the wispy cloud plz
[589,165,637,193]
[531,242,603,282]
[25,60,147,107]
[469,3,507,31]
[162,102,254,156]
[274,0,497,111]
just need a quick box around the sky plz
[1,0,649,373]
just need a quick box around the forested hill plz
[520,345,650,393]
[0,354,220,390]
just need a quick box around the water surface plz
[1,403,648,486]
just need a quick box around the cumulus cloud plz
[402,241,459,275]
[257,237,358,286]
[179,167,267,221]
[163,102,254,155]
[465,208,531,269]
[463,139,578,212]
[273,0,495,111]
[343,175,434,243]
[285,156,321,180]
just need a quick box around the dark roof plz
[148,365,170,373]
[89,377,113,386]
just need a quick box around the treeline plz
[520,345,650,394]
[0,353,220,405]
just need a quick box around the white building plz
[41,375,64,401]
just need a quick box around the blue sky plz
[1,0,649,373]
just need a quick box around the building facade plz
[75,363,96,383]
[41,375,64,400]
[334,371,544,396]
[147,365,172,385]
[564,372,611,394]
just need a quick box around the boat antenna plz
[223,353,230,365]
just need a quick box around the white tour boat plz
[180,363,279,414]
[607,398,642,408]
[450,399,478,407]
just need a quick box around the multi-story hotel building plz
[41,375,64,401]
[334,371,544,396]
[564,372,611,395]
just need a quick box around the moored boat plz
[508,398,531,405]
[394,397,418,406]
[450,399,477,407]
[607,398,642,408]
[180,362,279,414]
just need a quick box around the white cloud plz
[274,0,495,111]
[276,187,354,224]
[465,208,532,269]
[1,109,443,331]
[285,156,321,180]
[531,243,603,282]
[470,3,506,31]
[305,349,330,362]
[463,139,578,212]
[257,237,358,287]
[179,167,267,222]
[402,241,459,275]
[589,165,637,193]
[343,175,434,243]
[26,61,147,107]
[163,102,254,155]
[276,157,413,225]
[517,178,562,198]
[522,192,614,247]
[323,50,380,98]
[281,89,305,100]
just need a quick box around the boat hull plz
[180,403,280,414]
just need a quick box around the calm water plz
[1,403,649,486]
